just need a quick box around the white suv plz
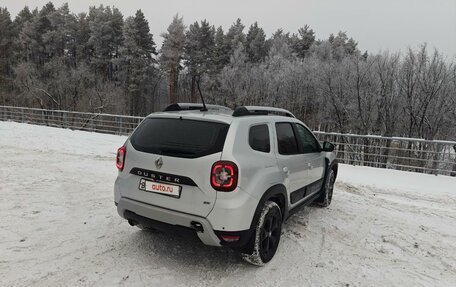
[114,103,338,265]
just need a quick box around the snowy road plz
[1,122,456,287]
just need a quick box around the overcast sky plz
[2,0,456,57]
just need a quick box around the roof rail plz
[163,103,232,112]
[232,106,296,118]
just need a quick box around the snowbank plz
[1,121,455,286]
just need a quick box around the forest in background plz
[0,2,455,140]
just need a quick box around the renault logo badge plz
[155,157,163,169]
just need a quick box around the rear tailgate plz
[117,117,230,218]
[119,146,220,217]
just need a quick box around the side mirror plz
[322,141,335,152]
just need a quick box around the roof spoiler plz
[163,103,232,112]
[232,106,295,118]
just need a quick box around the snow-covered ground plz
[1,121,456,287]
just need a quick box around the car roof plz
[146,110,235,124]
[145,103,300,125]
[146,110,299,125]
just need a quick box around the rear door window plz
[275,122,299,155]
[130,118,229,158]
[249,124,270,153]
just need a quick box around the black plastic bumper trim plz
[214,229,255,247]
[123,210,200,240]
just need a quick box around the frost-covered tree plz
[1,3,456,141]
[268,31,293,60]
[373,52,402,137]
[218,43,249,106]
[398,45,454,140]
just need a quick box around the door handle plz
[307,163,312,170]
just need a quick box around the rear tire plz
[242,201,282,266]
[317,168,335,207]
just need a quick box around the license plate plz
[138,178,181,198]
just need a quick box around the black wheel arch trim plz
[319,158,338,199]
[214,229,254,247]
[249,184,289,230]
[325,158,339,178]
[238,186,287,254]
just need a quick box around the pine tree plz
[87,5,124,81]
[45,3,78,60]
[0,8,15,90]
[213,26,229,72]
[184,19,215,102]
[119,10,157,115]
[18,3,55,65]
[12,6,33,35]
[40,2,55,16]
[160,14,185,104]
[184,21,200,102]
[290,25,315,59]
[225,18,245,56]
[73,12,91,65]
[246,22,267,63]
[134,10,156,56]
[328,31,359,60]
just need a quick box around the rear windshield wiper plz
[158,147,198,157]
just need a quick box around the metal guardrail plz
[0,105,144,135]
[1,105,455,176]
[314,132,456,176]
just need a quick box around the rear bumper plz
[117,197,222,246]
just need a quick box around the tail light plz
[210,161,238,192]
[116,146,126,171]
[220,235,240,242]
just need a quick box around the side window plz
[275,123,299,155]
[249,124,270,153]
[295,124,320,153]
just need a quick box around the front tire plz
[242,201,282,266]
[317,168,335,207]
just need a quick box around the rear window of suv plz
[130,118,229,158]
